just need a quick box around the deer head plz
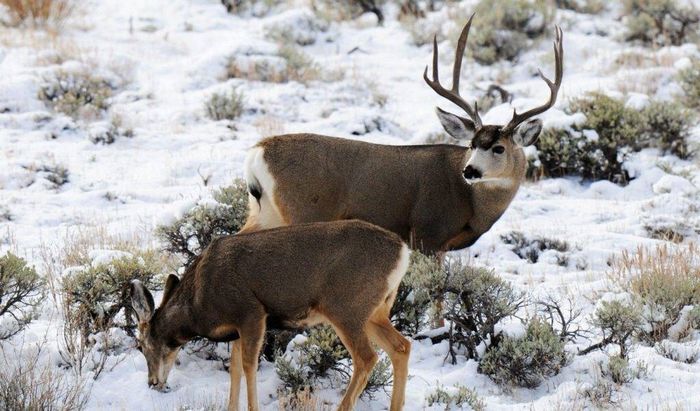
[424,14,563,184]
[130,275,182,391]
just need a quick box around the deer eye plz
[492,145,505,154]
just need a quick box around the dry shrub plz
[0,346,90,410]
[38,68,115,119]
[611,244,700,344]
[278,386,329,411]
[0,0,76,28]
[253,115,285,138]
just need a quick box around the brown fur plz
[247,133,526,253]
[131,220,411,411]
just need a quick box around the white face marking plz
[465,148,492,174]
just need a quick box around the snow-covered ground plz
[1,0,700,409]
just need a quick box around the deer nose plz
[463,165,482,180]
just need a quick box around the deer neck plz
[467,156,525,234]
[151,289,197,347]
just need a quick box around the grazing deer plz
[241,15,563,254]
[131,220,411,411]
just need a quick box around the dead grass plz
[0,343,90,410]
[253,115,285,138]
[278,387,331,411]
[0,0,76,29]
[610,244,700,343]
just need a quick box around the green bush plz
[461,0,554,65]
[479,318,568,388]
[406,254,526,361]
[155,179,249,264]
[390,252,434,336]
[0,252,45,340]
[38,69,114,118]
[426,384,486,410]
[531,93,693,184]
[61,250,166,338]
[589,300,642,358]
[678,59,700,109]
[606,356,631,384]
[274,325,392,396]
[205,88,245,121]
[623,0,700,46]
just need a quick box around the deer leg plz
[367,316,410,411]
[239,319,266,411]
[228,340,243,411]
[331,323,378,411]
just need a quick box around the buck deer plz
[240,15,563,254]
[130,220,411,411]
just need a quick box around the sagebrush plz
[156,179,249,264]
[0,252,44,340]
[530,93,693,183]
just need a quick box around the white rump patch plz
[244,146,287,228]
[386,243,410,294]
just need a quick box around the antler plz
[503,26,564,133]
[423,13,482,128]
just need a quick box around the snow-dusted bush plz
[277,44,323,84]
[408,256,527,361]
[623,0,700,46]
[88,116,134,145]
[531,93,693,183]
[500,231,569,265]
[264,9,328,46]
[389,251,433,336]
[655,340,699,363]
[311,0,385,25]
[678,59,700,109]
[0,0,76,29]
[555,0,605,14]
[38,69,114,118]
[156,179,248,264]
[274,325,392,397]
[220,0,283,16]
[459,0,554,65]
[205,87,245,121]
[60,250,166,338]
[606,356,632,384]
[586,300,642,359]
[225,55,288,83]
[0,252,44,340]
[614,245,700,344]
[479,318,568,388]
[425,384,486,410]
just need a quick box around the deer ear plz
[435,107,475,141]
[160,274,180,307]
[512,119,542,147]
[130,280,154,324]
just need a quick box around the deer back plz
[159,220,408,340]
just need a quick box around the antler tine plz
[423,14,482,128]
[503,25,564,132]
